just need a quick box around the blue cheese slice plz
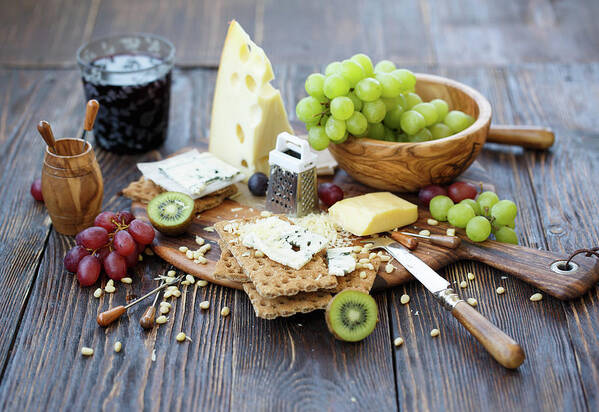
[137,150,243,199]
[238,216,327,270]
[327,247,356,276]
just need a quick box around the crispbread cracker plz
[243,283,332,319]
[333,254,381,293]
[214,217,337,298]
[121,176,237,212]
[213,241,250,283]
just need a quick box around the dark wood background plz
[1,0,598,411]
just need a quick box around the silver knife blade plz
[383,242,450,293]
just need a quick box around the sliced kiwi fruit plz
[325,289,378,342]
[147,191,195,236]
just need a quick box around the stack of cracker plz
[213,216,381,319]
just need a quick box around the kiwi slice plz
[325,289,378,342]
[147,191,195,236]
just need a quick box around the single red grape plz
[94,211,118,232]
[64,246,89,273]
[318,183,344,207]
[77,255,101,286]
[136,242,146,255]
[104,251,127,280]
[116,210,135,225]
[418,185,448,207]
[77,226,109,250]
[124,251,139,268]
[447,181,478,203]
[128,219,155,245]
[31,178,43,202]
[113,230,136,256]
[94,246,111,263]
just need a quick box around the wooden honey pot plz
[42,138,103,235]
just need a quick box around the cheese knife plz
[363,236,525,369]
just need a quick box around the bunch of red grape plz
[64,211,155,287]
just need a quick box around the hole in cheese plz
[231,72,240,86]
[245,75,256,92]
[240,44,250,62]
[236,124,245,143]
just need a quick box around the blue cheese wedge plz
[137,150,243,199]
[238,216,327,270]
[327,247,356,276]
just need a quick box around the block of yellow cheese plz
[328,192,418,236]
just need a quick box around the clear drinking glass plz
[77,33,175,154]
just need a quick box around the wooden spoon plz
[487,125,555,150]
[37,121,57,154]
[81,99,100,152]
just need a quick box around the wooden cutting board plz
[132,164,599,300]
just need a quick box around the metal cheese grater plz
[265,132,318,217]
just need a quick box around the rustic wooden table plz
[1,1,598,411]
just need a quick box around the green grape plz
[444,110,475,133]
[375,72,402,98]
[323,74,350,99]
[374,60,396,73]
[466,216,492,242]
[407,127,432,142]
[367,122,385,140]
[399,110,425,135]
[347,91,363,111]
[429,195,454,222]
[346,111,368,136]
[304,73,325,99]
[383,126,396,141]
[381,97,400,111]
[447,204,476,228]
[308,126,330,150]
[351,53,374,77]
[383,105,404,129]
[459,198,481,215]
[405,92,423,109]
[430,98,449,120]
[325,117,347,142]
[391,69,416,92]
[429,123,453,139]
[491,199,518,226]
[362,99,386,123]
[355,78,382,102]
[495,226,518,245]
[305,120,319,130]
[396,133,409,142]
[336,131,349,143]
[295,96,323,123]
[325,61,342,76]
[412,103,438,126]
[330,96,354,121]
[477,191,499,217]
[339,59,366,87]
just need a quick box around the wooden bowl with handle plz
[327,73,554,192]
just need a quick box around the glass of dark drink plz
[77,34,175,153]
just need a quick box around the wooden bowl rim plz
[349,72,492,147]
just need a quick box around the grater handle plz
[275,132,313,160]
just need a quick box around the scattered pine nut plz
[173,290,181,298]
[181,280,191,286]
[467,297,478,307]
[260,211,272,217]
[427,218,438,226]
[163,290,173,299]
[185,250,194,259]
[196,256,208,264]
[105,285,116,294]
[358,258,369,264]
[459,280,468,289]
[380,255,391,262]
[419,229,431,237]
[93,288,103,298]
[430,328,440,337]
[185,274,195,284]
[159,305,170,315]
[385,263,394,273]
[195,236,205,246]
[352,246,362,253]
[467,272,475,280]
[144,247,154,256]
[496,286,505,295]
[400,294,410,304]
[359,271,367,279]
[394,337,404,347]
[167,270,176,277]
[156,315,168,324]
[199,244,211,254]
[179,246,188,253]
[81,347,94,356]
[114,341,122,353]
[121,277,132,284]
[138,255,143,262]
[107,279,114,287]
[176,332,187,342]
[221,307,231,317]
[369,252,377,260]
[160,301,171,309]
[200,301,210,310]
[530,293,543,302]
[365,263,374,271]
[203,226,215,232]
[446,228,456,237]
[197,280,208,287]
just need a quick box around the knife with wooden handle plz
[363,236,525,369]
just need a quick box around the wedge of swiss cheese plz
[209,20,293,177]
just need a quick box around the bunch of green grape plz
[429,191,518,244]
[295,54,476,150]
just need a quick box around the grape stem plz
[87,217,131,256]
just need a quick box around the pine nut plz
[156,315,168,324]
[105,285,116,294]
[393,337,404,347]
[459,280,468,289]
[114,341,122,353]
[380,255,391,262]
[359,258,369,264]
[446,228,456,237]
[181,280,191,286]
[359,271,367,279]
[427,218,439,226]
[186,250,194,259]
[200,301,210,310]
[159,301,171,308]
[530,293,543,302]
[199,244,211,254]
[204,226,215,232]
[185,274,195,284]
[159,305,170,314]
[93,288,103,298]
[419,229,431,237]
[467,298,478,307]
[138,255,143,261]
[352,246,362,253]
[221,307,231,317]
[496,286,505,295]
[144,248,154,255]
[400,294,410,305]
[195,236,205,246]
[430,329,440,337]
[197,280,208,287]
[260,211,272,217]
[121,277,132,284]
[107,279,114,287]
[81,347,94,356]
[173,290,181,298]
[167,270,177,277]
[467,272,475,280]
[176,332,187,342]
[365,263,374,271]
[385,263,394,273]
[369,252,377,260]
[163,290,173,299]
[179,246,188,253]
